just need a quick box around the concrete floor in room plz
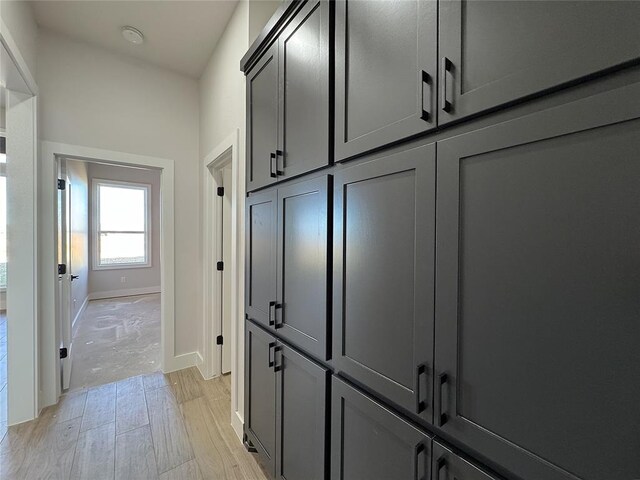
[0,368,268,479]
[70,294,161,391]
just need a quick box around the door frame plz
[202,129,245,439]
[40,141,176,409]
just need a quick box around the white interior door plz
[57,159,73,390]
[221,166,232,374]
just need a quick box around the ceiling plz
[31,0,239,78]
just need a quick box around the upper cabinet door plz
[438,0,640,124]
[276,175,331,360]
[246,190,277,329]
[435,84,640,480]
[333,143,436,423]
[335,0,438,161]
[247,43,279,191]
[278,0,331,180]
[275,344,328,480]
[331,376,432,480]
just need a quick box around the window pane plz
[99,185,146,231]
[0,177,5,288]
[99,232,146,265]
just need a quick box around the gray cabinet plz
[247,43,279,191]
[245,321,328,480]
[245,321,277,475]
[432,442,497,480]
[278,0,331,179]
[435,84,640,480]
[245,190,277,329]
[276,344,329,480]
[331,376,432,480]
[438,0,640,124]
[276,176,331,359]
[335,0,437,161]
[333,144,436,423]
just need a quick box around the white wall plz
[37,29,201,356]
[66,159,89,326]
[249,0,282,44]
[87,162,161,296]
[0,1,38,82]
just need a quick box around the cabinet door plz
[333,144,435,423]
[245,321,277,476]
[278,0,331,179]
[276,175,330,359]
[335,0,437,161]
[438,0,640,124]
[246,189,277,328]
[432,442,497,480]
[247,43,279,191]
[435,84,640,480]
[275,344,328,480]
[331,376,432,480]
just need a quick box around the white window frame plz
[92,178,152,270]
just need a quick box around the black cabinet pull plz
[270,152,277,178]
[436,456,447,480]
[268,342,276,367]
[438,373,449,426]
[268,300,276,326]
[274,303,283,329]
[275,150,284,176]
[420,70,431,122]
[414,442,427,480]
[440,57,452,113]
[273,345,283,372]
[415,363,428,413]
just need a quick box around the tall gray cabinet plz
[241,1,640,479]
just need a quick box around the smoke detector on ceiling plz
[121,26,144,45]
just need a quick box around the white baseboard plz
[231,410,244,441]
[71,296,89,334]
[163,351,199,374]
[88,286,161,301]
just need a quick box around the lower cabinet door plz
[275,344,329,480]
[245,321,277,476]
[333,144,436,423]
[331,376,432,480]
[432,442,497,480]
[435,84,640,480]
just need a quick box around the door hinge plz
[216,261,224,271]
[217,186,224,197]
[59,347,68,359]
[57,179,66,190]
[216,335,223,345]
[58,264,67,275]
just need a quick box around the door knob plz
[70,275,79,281]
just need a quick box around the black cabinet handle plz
[268,342,276,367]
[270,152,277,178]
[273,345,283,372]
[274,303,283,329]
[414,442,427,480]
[420,70,431,122]
[268,300,276,326]
[438,373,449,426]
[436,456,447,480]
[70,275,79,281]
[275,150,284,176]
[440,57,452,113]
[415,363,428,413]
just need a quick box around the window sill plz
[92,263,152,271]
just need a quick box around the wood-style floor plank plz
[166,367,204,404]
[142,371,170,391]
[52,390,87,424]
[116,376,149,435]
[70,422,116,480]
[81,383,116,432]
[115,425,159,480]
[145,386,194,473]
[158,460,204,480]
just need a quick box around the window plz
[93,179,151,269]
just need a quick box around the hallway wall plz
[37,29,201,357]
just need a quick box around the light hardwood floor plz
[0,367,268,480]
